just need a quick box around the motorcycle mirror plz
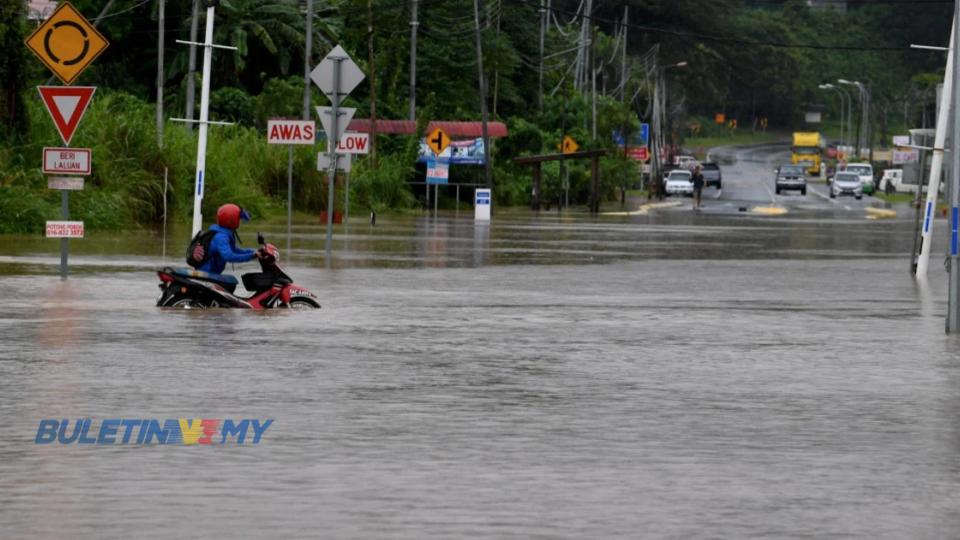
[257,232,265,245]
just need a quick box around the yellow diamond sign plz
[562,135,579,154]
[426,128,451,156]
[25,1,109,85]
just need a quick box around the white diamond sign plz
[315,106,356,143]
[310,45,365,100]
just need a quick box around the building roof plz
[346,119,508,138]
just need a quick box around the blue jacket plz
[198,224,256,275]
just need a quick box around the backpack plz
[185,229,217,268]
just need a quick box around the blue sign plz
[426,155,449,185]
[639,123,649,146]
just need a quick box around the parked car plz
[664,169,694,196]
[775,164,807,195]
[701,162,722,189]
[879,168,926,194]
[845,163,874,195]
[675,155,700,171]
[830,171,863,200]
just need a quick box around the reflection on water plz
[0,210,958,539]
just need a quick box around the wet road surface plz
[1,144,958,539]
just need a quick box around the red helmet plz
[216,203,250,229]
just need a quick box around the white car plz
[676,155,700,171]
[830,171,863,200]
[664,169,694,196]
[845,163,874,193]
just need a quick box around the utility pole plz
[538,0,546,111]
[156,0,165,148]
[620,6,628,103]
[302,0,313,119]
[474,0,492,189]
[185,0,199,130]
[409,0,418,120]
[948,1,960,333]
[368,0,378,163]
[916,22,955,277]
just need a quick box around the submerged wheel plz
[165,294,208,309]
[286,298,320,310]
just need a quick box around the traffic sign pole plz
[325,57,343,258]
[60,190,69,279]
[287,145,294,254]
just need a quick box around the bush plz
[349,152,417,213]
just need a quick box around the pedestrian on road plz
[691,165,705,209]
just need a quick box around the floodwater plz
[1,144,959,539]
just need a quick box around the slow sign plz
[267,119,316,145]
[330,132,370,154]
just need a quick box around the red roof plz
[346,119,508,138]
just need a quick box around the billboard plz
[418,138,486,165]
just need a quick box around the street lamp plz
[819,83,846,152]
[838,79,869,159]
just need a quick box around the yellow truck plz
[791,132,822,175]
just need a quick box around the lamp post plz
[819,83,845,152]
[839,79,869,159]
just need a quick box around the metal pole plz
[162,167,168,260]
[620,6,628,103]
[917,20,955,277]
[60,191,68,280]
[434,184,438,216]
[191,5,216,237]
[156,0,165,148]
[325,58,343,257]
[474,0,492,189]
[409,0,419,120]
[302,0,314,120]
[345,165,350,224]
[286,145,293,253]
[185,0,199,131]
[538,0,545,111]
[948,2,960,333]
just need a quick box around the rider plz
[198,203,259,275]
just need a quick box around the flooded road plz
[1,144,959,539]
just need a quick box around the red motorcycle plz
[156,234,320,309]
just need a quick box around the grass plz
[874,192,918,205]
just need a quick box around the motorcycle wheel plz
[286,298,320,309]
[165,294,208,309]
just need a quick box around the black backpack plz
[185,229,217,268]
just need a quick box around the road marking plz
[865,207,897,219]
[601,201,683,216]
[751,206,788,216]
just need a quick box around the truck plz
[791,132,822,175]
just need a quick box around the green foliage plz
[211,87,256,126]
[349,151,417,213]
[0,0,29,143]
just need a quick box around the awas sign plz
[43,147,91,175]
[330,132,370,154]
[267,119,316,145]
[45,221,84,238]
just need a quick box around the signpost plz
[311,45,365,257]
[25,3,106,279]
[331,132,370,154]
[266,119,316,252]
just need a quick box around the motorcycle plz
[156,233,320,309]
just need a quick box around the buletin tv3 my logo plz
[35,418,272,445]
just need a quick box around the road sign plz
[426,128,451,155]
[475,188,491,221]
[627,146,650,163]
[267,119,315,145]
[310,45,365,100]
[639,123,650,146]
[43,147,91,175]
[24,2,109,85]
[38,86,95,145]
[330,132,370,154]
[426,157,449,184]
[315,106,356,143]
[46,221,84,238]
[562,135,579,154]
[48,176,85,190]
[317,153,351,173]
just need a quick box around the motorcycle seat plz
[171,267,238,293]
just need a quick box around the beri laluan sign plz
[43,147,91,175]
